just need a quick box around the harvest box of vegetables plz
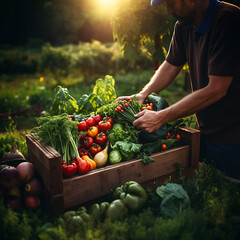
[26,75,200,213]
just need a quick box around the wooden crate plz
[26,126,200,213]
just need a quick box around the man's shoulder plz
[215,2,240,21]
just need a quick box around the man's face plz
[166,0,196,24]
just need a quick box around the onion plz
[93,144,109,167]
[17,162,34,182]
[2,144,25,161]
[0,166,19,189]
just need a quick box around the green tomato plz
[106,199,128,221]
[66,215,84,233]
[63,210,77,222]
[109,150,122,165]
[88,202,109,221]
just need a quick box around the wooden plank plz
[43,188,65,215]
[26,134,63,195]
[179,127,200,169]
[63,146,189,208]
[27,147,51,191]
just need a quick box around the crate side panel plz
[26,134,63,194]
[63,146,189,208]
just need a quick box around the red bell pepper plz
[76,158,91,174]
[62,162,77,178]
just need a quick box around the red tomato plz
[161,144,167,151]
[167,132,171,139]
[86,117,96,127]
[98,120,112,132]
[78,147,89,157]
[175,134,181,140]
[62,162,77,178]
[77,121,88,131]
[83,136,94,148]
[91,114,102,125]
[95,132,107,145]
[79,133,87,141]
[103,116,114,125]
[90,143,102,156]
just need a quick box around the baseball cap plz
[151,0,166,6]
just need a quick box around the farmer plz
[118,0,240,180]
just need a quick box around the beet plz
[5,196,22,210]
[25,178,42,196]
[24,195,40,210]
[0,166,19,189]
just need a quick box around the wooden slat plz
[26,134,63,195]
[63,146,189,209]
[179,127,200,169]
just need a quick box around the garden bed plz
[26,126,200,214]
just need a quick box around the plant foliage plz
[112,0,175,67]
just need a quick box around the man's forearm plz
[140,60,183,97]
[161,76,232,124]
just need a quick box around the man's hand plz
[133,109,166,133]
[114,92,147,104]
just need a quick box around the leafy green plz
[78,93,104,115]
[137,151,156,165]
[93,75,117,104]
[111,141,142,161]
[108,123,140,145]
[138,95,170,143]
[32,113,80,162]
[96,100,119,118]
[50,86,79,115]
[156,183,191,218]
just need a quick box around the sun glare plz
[98,0,117,9]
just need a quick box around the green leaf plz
[50,85,78,115]
[156,185,166,198]
[93,75,117,104]
[78,93,104,115]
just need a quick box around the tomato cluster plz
[160,132,182,151]
[141,103,153,111]
[78,115,113,157]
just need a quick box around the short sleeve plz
[208,14,240,76]
[166,22,187,66]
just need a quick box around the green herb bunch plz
[32,113,80,163]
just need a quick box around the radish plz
[24,195,41,210]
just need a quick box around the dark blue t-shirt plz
[166,1,240,144]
